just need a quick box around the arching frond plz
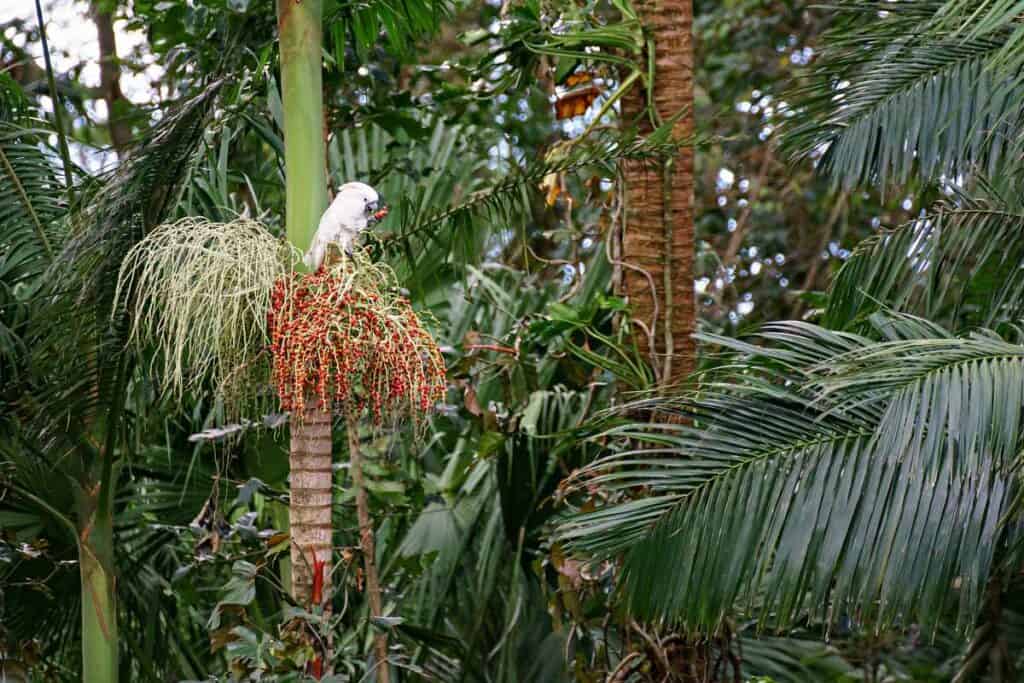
[782,1,1024,188]
[23,81,222,435]
[391,123,691,272]
[0,122,66,368]
[0,76,69,367]
[0,436,214,678]
[326,0,450,67]
[57,81,223,318]
[741,636,856,682]
[826,181,1024,328]
[557,318,1022,633]
[928,0,1024,45]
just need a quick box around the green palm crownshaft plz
[278,0,327,263]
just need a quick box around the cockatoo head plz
[332,181,388,232]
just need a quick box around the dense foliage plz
[3,0,1024,682]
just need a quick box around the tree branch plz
[91,1,132,156]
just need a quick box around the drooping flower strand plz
[267,257,446,425]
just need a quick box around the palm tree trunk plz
[277,0,328,256]
[277,0,330,611]
[91,1,132,155]
[79,486,118,683]
[289,399,334,604]
[277,4,334,676]
[617,0,695,387]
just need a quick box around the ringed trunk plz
[289,400,334,604]
[617,0,695,386]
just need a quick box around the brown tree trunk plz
[346,412,390,683]
[617,0,695,387]
[91,1,132,155]
[289,399,334,606]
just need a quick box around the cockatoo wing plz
[303,240,326,270]
[303,230,356,270]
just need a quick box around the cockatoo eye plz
[365,200,378,214]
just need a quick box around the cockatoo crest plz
[303,181,387,270]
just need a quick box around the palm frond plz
[22,81,222,437]
[391,123,691,271]
[826,180,1024,328]
[325,0,450,68]
[57,81,222,318]
[0,439,214,679]
[0,76,68,367]
[0,122,65,369]
[929,0,1024,44]
[557,317,1022,633]
[781,1,1024,187]
[741,635,857,682]
[0,124,61,261]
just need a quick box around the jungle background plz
[3,0,1024,681]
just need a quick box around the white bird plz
[303,181,388,270]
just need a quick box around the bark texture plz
[347,412,390,683]
[289,399,334,605]
[617,0,695,386]
[91,1,132,155]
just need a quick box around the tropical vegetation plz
[3,0,1024,682]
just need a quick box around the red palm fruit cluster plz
[267,266,446,424]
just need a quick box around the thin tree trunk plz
[91,2,132,155]
[278,0,330,607]
[79,486,118,683]
[289,399,334,604]
[347,412,390,683]
[278,1,332,673]
[617,0,695,387]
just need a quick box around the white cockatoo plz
[303,181,388,270]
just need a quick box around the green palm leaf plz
[0,440,214,678]
[558,316,1022,633]
[392,122,691,274]
[782,1,1024,188]
[0,76,68,366]
[827,180,1024,328]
